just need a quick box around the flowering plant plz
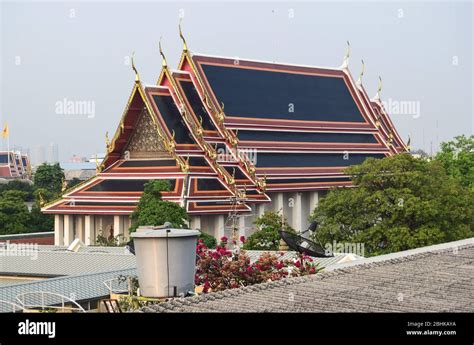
[195,236,320,293]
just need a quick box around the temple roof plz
[43,43,406,215]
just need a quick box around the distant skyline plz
[1,1,473,161]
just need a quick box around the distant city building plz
[33,145,46,166]
[47,142,59,163]
[69,154,88,163]
[0,150,32,179]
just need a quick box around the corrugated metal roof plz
[0,268,136,312]
[0,245,135,277]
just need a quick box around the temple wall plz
[190,191,320,239]
[53,191,321,246]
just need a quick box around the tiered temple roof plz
[0,151,31,179]
[42,35,407,216]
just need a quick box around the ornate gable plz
[124,109,169,159]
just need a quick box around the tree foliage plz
[33,163,64,196]
[0,190,31,234]
[310,153,474,256]
[434,135,474,191]
[0,180,35,201]
[243,211,295,251]
[129,180,189,232]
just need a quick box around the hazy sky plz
[1,0,473,161]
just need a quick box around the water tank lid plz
[131,228,200,238]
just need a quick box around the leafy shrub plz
[130,180,189,232]
[243,211,295,251]
[198,231,217,249]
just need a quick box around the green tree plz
[129,180,189,232]
[33,163,65,196]
[435,135,474,191]
[310,153,474,257]
[0,190,31,234]
[243,211,295,251]
[0,180,35,201]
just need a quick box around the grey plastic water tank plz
[131,227,200,298]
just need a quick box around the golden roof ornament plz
[95,154,102,173]
[374,76,382,101]
[340,41,350,69]
[356,59,365,87]
[105,131,111,150]
[216,101,226,124]
[179,18,188,52]
[159,37,168,68]
[131,51,140,82]
[120,122,125,134]
[61,177,67,193]
[407,136,411,151]
[38,192,45,207]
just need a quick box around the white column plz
[256,203,265,218]
[123,217,131,241]
[309,191,319,211]
[190,215,201,230]
[84,215,95,246]
[273,192,284,213]
[63,215,74,246]
[76,216,84,242]
[215,215,225,240]
[292,192,303,233]
[238,216,246,238]
[54,215,64,246]
[113,215,124,240]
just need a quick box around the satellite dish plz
[279,229,333,258]
[126,239,135,255]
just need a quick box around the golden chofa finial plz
[374,76,382,100]
[38,191,45,207]
[356,59,365,87]
[131,51,140,82]
[340,41,350,69]
[407,135,411,152]
[179,18,188,52]
[159,37,168,67]
[105,131,111,149]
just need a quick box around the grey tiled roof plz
[0,245,135,277]
[142,238,474,313]
[0,268,136,312]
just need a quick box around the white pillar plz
[84,215,95,246]
[256,203,265,218]
[123,217,131,241]
[238,216,246,238]
[215,215,225,240]
[63,215,74,246]
[54,215,64,246]
[76,215,84,242]
[190,215,201,230]
[273,192,284,213]
[114,215,124,239]
[309,191,319,211]
[292,192,303,233]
